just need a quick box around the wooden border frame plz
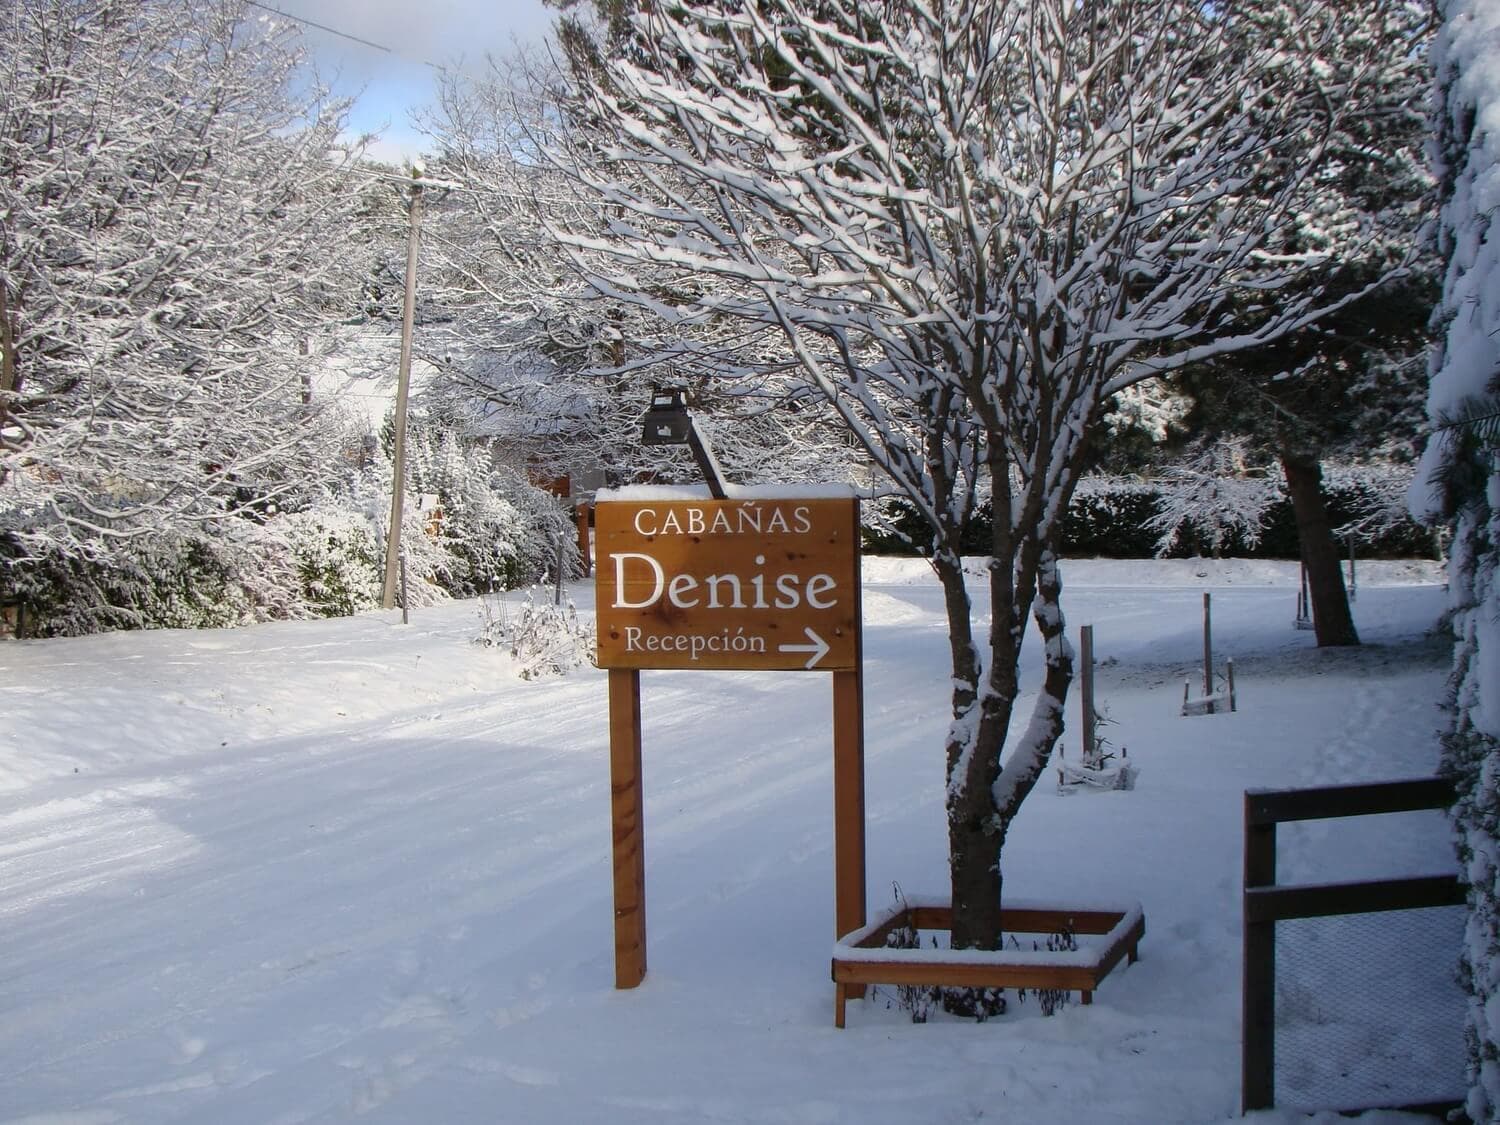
[831,900,1144,1028]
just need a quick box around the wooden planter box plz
[831,898,1145,1027]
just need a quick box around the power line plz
[245,1,446,71]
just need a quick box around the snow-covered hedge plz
[862,469,1433,560]
[1,452,574,637]
[277,506,387,618]
[395,420,580,597]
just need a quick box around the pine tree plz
[1416,1,1500,1117]
[1163,0,1436,646]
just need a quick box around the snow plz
[0,557,1459,1123]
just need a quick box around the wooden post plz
[832,498,867,1004]
[1347,537,1357,603]
[609,669,647,989]
[1202,592,1214,714]
[1242,796,1277,1113]
[1080,625,1096,767]
[833,668,866,948]
[1227,658,1236,713]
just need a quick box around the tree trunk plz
[0,276,17,429]
[0,277,15,487]
[1280,450,1360,647]
[947,728,1005,951]
[933,550,1005,952]
[939,546,1073,937]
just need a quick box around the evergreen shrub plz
[1,532,256,637]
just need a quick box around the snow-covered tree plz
[1412,1,1500,1116]
[1144,440,1283,558]
[416,49,868,492]
[394,410,576,594]
[1157,0,1435,646]
[0,0,367,561]
[546,0,1408,978]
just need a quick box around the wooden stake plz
[608,669,647,988]
[1202,592,1214,714]
[1080,625,1096,767]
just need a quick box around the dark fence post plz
[1243,795,1277,1113]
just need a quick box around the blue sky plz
[265,0,557,163]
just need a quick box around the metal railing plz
[1242,777,1466,1116]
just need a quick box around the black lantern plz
[638,386,727,499]
[641,388,693,446]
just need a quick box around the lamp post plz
[640,388,727,499]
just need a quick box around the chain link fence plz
[1273,905,1466,1111]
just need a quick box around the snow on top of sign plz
[597,482,860,502]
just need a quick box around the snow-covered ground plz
[0,557,1461,1124]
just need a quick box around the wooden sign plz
[595,496,860,672]
[597,489,867,995]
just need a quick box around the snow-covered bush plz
[1,532,257,637]
[390,416,577,596]
[1145,443,1283,558]
[1064,479,1173,559]
[1324,463,1435,552]
[0,435,576,636]
[865,467,1431,561]
[860,495,991,557]
[276,507,385,618]
[474,592,596,680]
[491,466,582,591]
[406,427,522,595]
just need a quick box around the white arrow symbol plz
[779,627,831,670]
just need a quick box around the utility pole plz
[382,166,423,611]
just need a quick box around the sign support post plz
[832,666,866,997]
[608,668,647,989]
